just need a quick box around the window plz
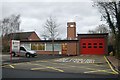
[20,47,26,51]
[54,44,61,51]
[82,46,86,48]
[31,43,37,50]
[88,43,91,45]
[94,46,97,48]
[88,46,92,48]
[31,43,45,50]
[99,46,102,48]
[99,43,103,45]
[46,43,61,51]
[38,44,45,50]
[46,44,52,51]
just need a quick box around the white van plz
[11,46,37,58]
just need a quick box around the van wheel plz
[12,52,16,57]
[26,53,30,58]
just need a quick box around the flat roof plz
[21,40,78,43]
[77,33,108,35]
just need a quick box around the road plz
[2,68,118,78]
[2,54,64,63]
[1,54,119,79]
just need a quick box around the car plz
[11,46,37,58]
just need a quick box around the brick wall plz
[67,42,77,56]
[28,32,40,40]
[36,50,59,55]
[67,22,76,39]
[67,27,76,39]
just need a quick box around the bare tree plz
[95,24,109,33]
[88,24,109,33]
[88,30,96,34]
[0,14,21,37]
[41,29,50,40]
[0,14,21,52]
[93,1,120,57]
[43,16,59,55]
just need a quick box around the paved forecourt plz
[2,55,119,75]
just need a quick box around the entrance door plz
[62,43,67,55]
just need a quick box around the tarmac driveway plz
[2,55,119,75]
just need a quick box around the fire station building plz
[20,21,108,56]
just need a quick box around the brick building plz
[2,31,40,52]
[20,21,78,56]
[20,21,108,55]
[4,31,40,41]
[2,21,108,55]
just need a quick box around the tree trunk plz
[116,32,120,59]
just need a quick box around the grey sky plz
[1,0,106,39]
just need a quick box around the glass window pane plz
[54,44,61,51]
[88,43,91,45]
[83,43,86,45]
[38,44,45,50]
[94,46,97,48]
[99,46,103,48]
[88,46,92,48]
[46,43,61,51]
[46,44,52,51]
[31,43,37,50]
[99,43,103,45]
[83,46,86,48]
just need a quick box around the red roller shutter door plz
[80,38,105,55]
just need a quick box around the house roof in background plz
[4,31,40,40]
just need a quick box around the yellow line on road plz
[9,65,14,68]
[84,69,116,74]
[102,70,117,74]
[84,70,106,73]
[47,66,64,72]
[104,56,119,74]
[31,68,46,70]
[30,63,64,72]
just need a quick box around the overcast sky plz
[1,0,106,39]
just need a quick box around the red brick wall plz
[67,22,76,39]
[67,27,76,39]
[28,32,40,40]
[36,51,59,55]
[67,42,77,56]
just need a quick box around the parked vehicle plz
[11,46,37,58]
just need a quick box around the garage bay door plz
[80,38,105,55]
